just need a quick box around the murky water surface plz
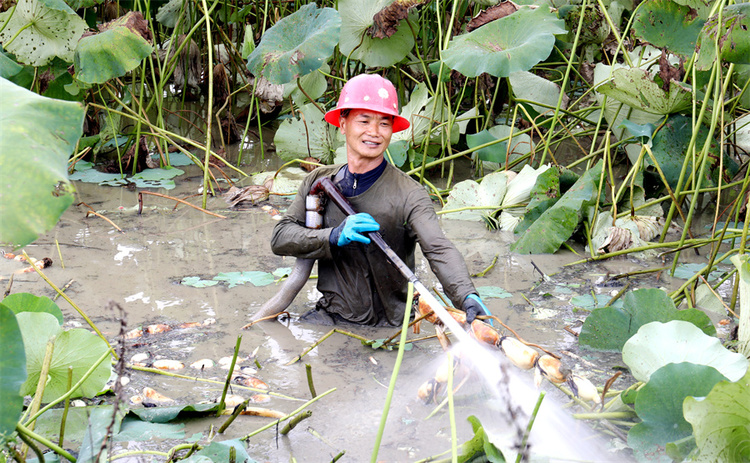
[5,160,724,462]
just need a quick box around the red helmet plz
[324,74,410,133]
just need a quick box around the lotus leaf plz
[156,0,194,28]
[684,370,750,462]
[181,276,219,288]
[509,70,568,116]
[0,49,24,79]
[247,3,340,85]
[455,415,507,462]
[75,14,154,84]
[128,402,220,423]
[0,0,86,66]
[182,439,253,463]
[0,304,26,444]
[628,362,727,452]
[283,65,330,105]
[731,254,750,357]
[273,103,343,164]
[579,288,716,351]
[695,3,750,71]
[77,406,124,463]
[441,171,511,221]
[510,161,601,254]
[17,312,112,402]
[338,0,415,68]
[672,0,714,20]
[442,6,566,78]
[391,82,458,147]
[1,292,64,324]
[0,77,84,248]
[213,271,275,288]
[622,320,746,382]
[596,67,692,115]
[633,0,706,57]
[467,124,533,169]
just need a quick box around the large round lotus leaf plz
[623,320,748,383]
[441,171,511,221]
[18,312,112,402]
[695,3,750,71]
[75,19,153,84]
[684,370,750,462]
[247,3,340,85]
[628,362,727,452]
[633,0,705,57]
[442,6,566,78]
[273,103,343,163]
[0,78,84,248]
[579,288,716,351]
[595,67,692,115]
[1,292,64,324]
[0,304,26,444]
[467,124,533,169]
[0,0,86,66]
[672,0,714,20]
[338,0,415,68]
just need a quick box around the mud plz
[4,157,724,462]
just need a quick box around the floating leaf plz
[695,3,750,71]
[0,304,25,444]
[273,103,343,164]
[75,12,154,84]
[338,0,415,68]
[570,294,622,310]
[128,403,220,423]
[628,362,727,452]
[247,3,340,85]
[442,6,566,78]
[623,320,747,382]
[77,406,125,463]
[213,271,275,288]
[1,292,64,324]
[684,370,750,462]
[579,288,716,351]
[510,161,602,254]
[0,77,84,248]
[476,286,512,299]
[181,277,219,288]
[283,64,330,105]
[182,439,253,463]
[633,0,705,57]
[17,312,112,402]
[0,0,86,66]
[441,171,511,221]
[672,262,724,281]
[114,417,185,441]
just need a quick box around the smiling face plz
[339,108,394,173]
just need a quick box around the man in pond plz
[270,73,490,326]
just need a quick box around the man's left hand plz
[463,294,491,324]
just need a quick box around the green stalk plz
[241,388,336,440]
[16,423,77,462]
[515,392,545,463]
[370,284,415,463]
[447,352,457,463]
[200,0,216,209]
[2,21,33,48]
[218,336,242,415]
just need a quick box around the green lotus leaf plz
[0,48,24,79]
[247,3,340,85]
[18,312,112,402]
[672,0,714,20]
[684,370,750,462]
[391,82,458,146]
[0,77,84,248]
[441,171,511,221]
[695,3,750,71]
[156,0,194,28]
[182,439,252,463]
[633,0,706,57]
[283,64,330,105]
[64,0,103,11]
[273,103,343,163]
[1,292,64,324]
[596,67,692,115]
[510,160,602,254]
[0,304,26,444]
[338,0,415,68]
[0,0,86,66]
[628,362,727,452]
[579,288,716,351]
[467,124,533,170]
[75,12,153,84]
[623,320,747,383]
[442,6,566,78]
[213,271,275,288]
[509,70,567,115]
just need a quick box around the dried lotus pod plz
[597,227,633,254]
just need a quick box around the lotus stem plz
[516,392,545,463]
[218,399,248,434]
[218,336,243,415]
[280,410,312,435]
[241,388,336,440]
[138,191,227,219]
[287,329,371,365]
[447,351,458,463]
[59,367,73,446]
[572,411,637,420]
[16,423,76,462]
[370,284,415,463]
[305,364,317,398]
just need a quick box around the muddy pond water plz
[4,157,724,462]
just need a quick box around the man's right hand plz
[332,213,380,246]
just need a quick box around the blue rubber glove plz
[332,213,380,246]
[463,294,492,325]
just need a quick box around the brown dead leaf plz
[467,2,519,32]
[658,49,684,92]
[369,0,428,39]
[224,185,270,207]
